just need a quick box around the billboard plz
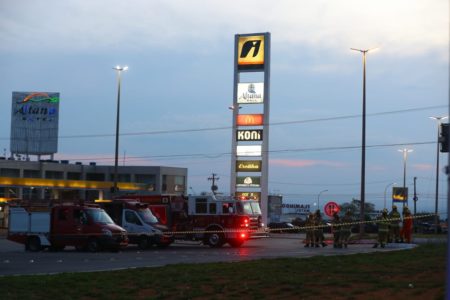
[237,83,264,104]
[236,145,262,157]
[237,35,265,71]
[10,92,60,155]
[236,192,261,201]
[236,176,261,187]
[392,187,408,202]
[236,160,262,172]
[236,129,263,141]
[236,114,264,126]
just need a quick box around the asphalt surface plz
[0,234,418,276]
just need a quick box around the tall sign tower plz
[230,32,271,224]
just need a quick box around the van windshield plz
[137,208,158,224]
[238,201,262,215]
[87,209,114,224]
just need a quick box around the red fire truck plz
[7,203,128,252]
[119,194,266,248]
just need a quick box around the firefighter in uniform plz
[339,209,353,248]
[388,205,401,243]
[373,209,389,248]
[331,212,341,248]
[304,213,316,247]
[314,210,327,247]
[401,206,413,243]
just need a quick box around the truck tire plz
[205,229,225,248]
[228,239,245,248]
[87,238,99,252]
[27,236,42,252]
[138,236,150,250]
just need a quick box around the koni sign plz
[236,160,262,172]
[236,129,263,141]
[236,114,263,126]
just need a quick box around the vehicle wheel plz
[27,237,42,252]
[87,238,99,252]
[138,236,150,250]
[228,239,245,248]
[206,231,225,248]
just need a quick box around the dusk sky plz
[0,0,448,213]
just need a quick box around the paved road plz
[0,234,414,276]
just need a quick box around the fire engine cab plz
[119,194,266,248]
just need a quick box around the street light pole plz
[384,182,396,209]
[351,47,378,234]
[398,148,413,207]
[317,189,328,212]
[430,116,448,233]
[112,65,128,195]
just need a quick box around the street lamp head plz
[398,148,413,153]
[429,116,448,121]
[113,65,129,72]
[350,47,380,54]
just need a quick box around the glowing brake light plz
[240,233,247,239]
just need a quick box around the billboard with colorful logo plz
[237,83,264,104]
[10,91,60,155]
[237,35,265,71]
[236,114,264,126]
[236,176,261,187]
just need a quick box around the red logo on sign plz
[236,114,264,126]
[324,202,340,217]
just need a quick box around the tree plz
[340,198,375,220]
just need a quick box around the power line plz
[58,140,435,162]
[1,104,445,141]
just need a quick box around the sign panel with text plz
[237,83,264,104]
[236,160,262,172]
[236,129,263,141]
[236,145,262,157]
[236,192,261,201]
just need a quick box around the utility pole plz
[413,176,418,233]
[208,173,220,195]
[413,177,418,215]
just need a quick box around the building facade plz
[0,158,187,226]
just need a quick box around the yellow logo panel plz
[237,35,265,70]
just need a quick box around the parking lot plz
[0,233,416,276]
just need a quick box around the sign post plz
[324,202,340,218]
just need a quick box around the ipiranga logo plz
[237,35,265,70]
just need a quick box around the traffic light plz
[440,123,449,153]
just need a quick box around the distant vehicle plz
[417,222,443,234]
[8,203,128,252]
[268,222,296,233]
